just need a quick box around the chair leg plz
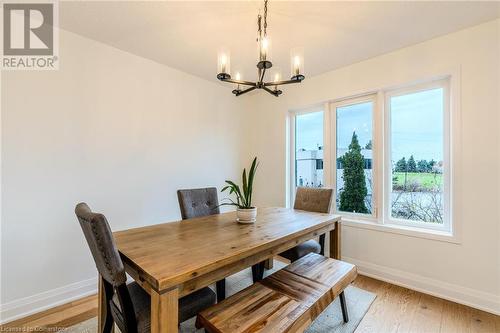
[102,312,114,333]
[339,291,349,323]
[251,261,265,282]
[216,279,226,302]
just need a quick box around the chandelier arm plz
[263,79,303,86]
[235,86,257,96]
[262,86,280,97]
[220,78,257,87]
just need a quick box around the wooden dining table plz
[100,207,341,333]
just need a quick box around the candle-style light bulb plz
[217,51,230,78]
[293,56,300,75]
[260,37,269,61]
[290,48,304,80]
[221,55,227,73]
[235,72,241,90]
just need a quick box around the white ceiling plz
[59,1,500,83]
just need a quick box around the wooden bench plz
[196,253,357,333]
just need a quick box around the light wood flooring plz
[2,275,499,333]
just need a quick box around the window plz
[386,81,450,230]
[333,98,374,215]
[289,77,452,236]
[294,111,324,188]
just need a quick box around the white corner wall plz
[0,29,250,322]
[245,19,500,314]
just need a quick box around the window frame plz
[288,105,328,206]
[383,79,452,232]
[330,94,378,220]
[288,75,457,241]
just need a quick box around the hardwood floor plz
[2,275,499,333]
[1,294,98,332]
[352,275,500,333]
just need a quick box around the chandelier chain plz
[263,0,268,36]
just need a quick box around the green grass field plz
[393,172,442,190]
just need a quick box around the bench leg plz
[216,279,226,302]
[251,262,265,283]
[339,291,349,323]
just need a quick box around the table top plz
[114,207,340,291]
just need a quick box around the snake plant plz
[221,157,259,209]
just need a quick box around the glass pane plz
[295,111,324,188]
[336,102,373,214]
[390,88,444,224]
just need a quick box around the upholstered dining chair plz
[279,187,349,323]
[280,187,333,261]
[177,187,227,301]
[75,203,216,333]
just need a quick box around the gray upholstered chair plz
[279,187,349,323]
[280,187,333,262]
[177,188,227,301]
[75,203,216,333]
[177,187,220,220]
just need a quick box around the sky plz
[295,88,444,162]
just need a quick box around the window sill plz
[341,218,460,244]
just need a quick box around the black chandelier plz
[216,0,305,97]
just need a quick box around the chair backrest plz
[293,187,333,213]
[75,203,126,286]
[177,187,220,220]
[75,203,137,333]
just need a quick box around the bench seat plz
[196,253,357,333]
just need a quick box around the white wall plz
[244,19,500,314]
[0,29,249,321]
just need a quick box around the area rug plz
[64,261,376,333]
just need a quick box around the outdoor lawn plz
[393,172,442,191]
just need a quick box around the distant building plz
[296,147,373,194]
[296,146,324,188]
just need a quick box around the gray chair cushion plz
[114,282,216,332]
[177,188,220,220]
[279,240,322,263]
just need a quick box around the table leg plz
[329,221,341,260]
[264,258,274,270]
[98,275,105,333]
[151,287,178,333]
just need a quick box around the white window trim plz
[383,78,451,233]
[288,70,461,243]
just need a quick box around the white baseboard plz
[344,256,500,316]
[0,277,97,324]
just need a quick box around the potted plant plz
[221,157,259,223]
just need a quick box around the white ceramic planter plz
[236,207,257,223]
